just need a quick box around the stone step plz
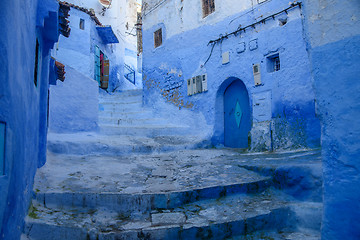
[98,117,170,126]
[33,149,273,210]
[47,133,206,156]
[99,124,191,136]
[99,94,142,104]
[100,89,143,98]
[99,101,143,112]
[226,229,320,240]
[98,110,154,119]
[25,190,295,240]
[34,177,271,214]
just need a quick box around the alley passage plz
[24,90,322,240]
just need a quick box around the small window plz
[267,54,280,72]
[202,0,215,18]
[79,18,85,30]
[34,39,40,87]
[154,28,162,48]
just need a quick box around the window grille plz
[202,0,215,18]
[274,56,280,71]
[266,54,280,72]
[154,28,162,48]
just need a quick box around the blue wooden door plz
[224,80,251,148]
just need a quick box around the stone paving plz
[25,148,322,239]
[35,149,277,194]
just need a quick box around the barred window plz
[267,54,280,72]
[202,0,215,18]
[154,28,162,48]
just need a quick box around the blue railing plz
[124,63,135,85]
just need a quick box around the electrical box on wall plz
[222,51,230,64]
[187,74,208,96]
[253,63,261,86]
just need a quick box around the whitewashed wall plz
[142,0,258,39]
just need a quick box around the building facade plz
[0,0,68,239]
[142,0,321,151]
[302,0,360,239]
[61,0,143,90]
[49,4,118,133]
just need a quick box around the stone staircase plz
[47,90,208,156]
[23,90,322,239]
[98,90,193,137]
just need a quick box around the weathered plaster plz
[49,66,99,133]
[302,0,360,238]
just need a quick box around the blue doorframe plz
[224,80,251,148]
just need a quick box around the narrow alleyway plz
[23,90,322,240]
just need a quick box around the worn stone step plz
[98,124,191,136]
[35,176,271,215]
[25,190,294,240]
[100,89,143,98]
[99,94,142,104]
[98,109,154,119]
[99,101,143,112]
[226,229,320,240]
[98,117,168,126]
[33,149,273,211]
[47,133,205,156]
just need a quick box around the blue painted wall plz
[142,0,320,151]
[48,66,99,133]
[53,7,120,91]
[49,7,125,133]
[0,0,60,238]
[302,0,360,239]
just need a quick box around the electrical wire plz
[202,2,301,67]
[143,0,169,17]
[209,2,301,45]
[202,42,216,68]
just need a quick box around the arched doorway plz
[224,80,251,148]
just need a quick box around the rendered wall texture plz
[142,0,320,150]
[0,0,60,239]
[302,0,360,239]
[49,66,99,133]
